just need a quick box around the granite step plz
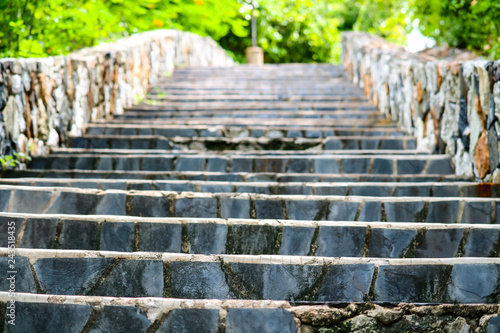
[144,94,370,102]
[2,213,499,257]
[84,124,408,138]
[2,248,500,304]
[1,169,471,182]
[50,148,427,156]
[128,101,377,111]
[3,293,500,333]
[0,185,497,223]
[68,135,417,151]
[0,178,494,198]
[28,154,454,174]
[102,117,396,127]
[115,110,383,120]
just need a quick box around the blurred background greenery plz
[0,0,497,63]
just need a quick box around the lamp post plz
[245,1,264,65]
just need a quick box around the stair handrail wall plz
[0,29,234,158]
[342,31,498,181]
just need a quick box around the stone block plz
[220,198,250,219]
[19,218,58,249]
[397,159,426,175]
[138,222,182,252]
[349,186,393,197]
[175,197,217,218]
[327,201,359,221]
[187,222,227,254]
[287,158,310,173]
[0,216,24,247]
[94,260,163,297]
[393,186,430,197]
[231,158,253,172]
[0,257,36,293]
[129,195,170,217]
[175,157,206,171]
[341,158,370,173]
[170,261,232,299]
[206,157,227,172]
[279,226,315,256]
[100,222,135,252]
[34,257,113,295]
[316,226,367,257]
[158,309,219,333]
[315,264,374,302]
[375,264,450,302]
[358,201,382,222]
[142,157,173,171]
[94,193,126,215]
[414,229,464,258]
[312,158,340,174]
[11,189,53,213]
[255,158,288,173]
[368,228,417,258]
[447,264,500,303]
[461,201,492,224]
[384,201,426,222]
[463,228,499,257]
[255,199,283,219]
[59,219,99,250]
[90,306,151,333]
[7,302,93,333]
[425,201,460,223]
[229,224,279,255]
[427,158,454,174]
[286,200,324,220]
[46,192,100,215]
[0,189,11,211]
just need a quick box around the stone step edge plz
[3,292,499,316]
[2,211,498,230]
[83,123,405,131]
[4,248,500,265]
[34,153,448,159]
[5,292,500,332]
[72,134,416,141]
[49,148,425,156]
[4,184,500,202]
[5,169,469,180]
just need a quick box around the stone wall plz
[0,30,233,157]
[342,32,500,181]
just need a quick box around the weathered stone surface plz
[447,264,500,303]
[34,258,113,295]
[170,261,232,299]
[5,302,93,333]
[94,260,164,297]
[175,197,217,218]
[19,218,58,248]
[226,308,297,333]
[316,226,367,257]
[138,222,182,252]
[279,226,315,256]
[369,228,416,258]
[0,257,37,293]
[158,309,219,333]
[187,222,227,254]
[315,264,374,301]
[59,219,99,250]
[375,264,450,302]
[90,306,151,333]
[100,222,135,252]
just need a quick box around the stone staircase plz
[1,64,500,332]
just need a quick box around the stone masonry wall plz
[342,32,500,181]
[0,30,233,157]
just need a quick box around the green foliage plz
[0,153,31,171]
[411,0,500,58]
[219,0,409,64]
[0,0,247,58]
